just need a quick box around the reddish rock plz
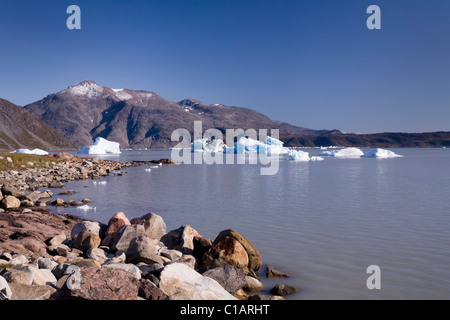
[57,266,139,300]
[138,278,167,300]
[101,212,131,246]
[202,236,249,269]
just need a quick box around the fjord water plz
[52,148,450,299]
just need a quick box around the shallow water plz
[48,148,450,299]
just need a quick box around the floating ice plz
[77,205,96,211]
[93,180,107,185]
[191,139,228,153]
[288,150,310,161]
[361,148,403,158]
[12,148,49,155]
[320,147,364,158]
[235,137,289,154]
[311,156,325,161]
[145,168,152,172]
[78,137,121,155]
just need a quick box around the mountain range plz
[23,80,334,149]
[0,80,449,152]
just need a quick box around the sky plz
[0,0,449,134]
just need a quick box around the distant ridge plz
[24,80,333,149]
[0,98,77,152]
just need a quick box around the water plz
[48,148,450,299]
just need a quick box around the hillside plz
[0,98,77,152]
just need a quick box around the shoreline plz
[0,153,296,300]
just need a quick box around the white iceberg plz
[77,205,96,211]
[361,148,403,158]
[311,156,325,161]
[235,136,289,154]
[191,139,229,153]
[319,147,364,158]
[13,148,49,155]
[288,150,310,161]
[78,137,121,155]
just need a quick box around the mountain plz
[24,80,333,149]
[0,98,77,152]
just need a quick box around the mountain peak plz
[63,80,105,98]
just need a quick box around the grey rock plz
[130,212,166,241]
[269,283,299,296]
[202,265,246,294]
[110,224,146,251]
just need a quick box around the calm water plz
[48,148,450,300]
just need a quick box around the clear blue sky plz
[0,0,449,133]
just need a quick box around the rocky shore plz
[0,153,297,300]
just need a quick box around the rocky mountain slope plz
[0,98,77,152]
[24,81,332,149]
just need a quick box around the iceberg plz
[78,137,121,155]
[288,150,310,161]
[191,139,228,153]
[311,156,325,161]
[319,147,364,158]
[13,148,49,155]
[235,136,289,154]
[361,148,403,158]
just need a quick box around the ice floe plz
[361,148,403,158]
[12,148,49,155]
[320,147,364,158]
[78,137,121,155]
[288,150,310,161]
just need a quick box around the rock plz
[71,221,102,252]
[269,283,299,296]
[201,236,249,269]
[57,266,139,300]
[47,233,67,247]
[160,249,183,262]
[69,259,101,269]
[234,289,248,300]
[1,185,25,197]
[110,224,146,251]
[201,265,246,294]
[177,254,197,269]
[81,198,92,203]
[125,236,163,265]
[103,263,142,280]
[86,247,108,263]
[25,191,41,202]
[1,195,21,209]
[0,276,13,300]
[21,200,35,207]
[160,225,195,254]
[32,268,58,286]
[243,276,263,292]
[138,278,167,300]
[8,283,56,300]
[49,182,65,189]
[6,157,12,163]
[101,211,131,246]
[159,263,237,300]
[266,265,291,278]
[58,190,75,196]
[192,229,212,259]
[1,269,33,285]
[36,257,58,270]
[248,293,285,300]
[212,229,262,271]
[138,263,164,277]
[130,212,166,241]
[9,254,29,266]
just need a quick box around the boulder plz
[86,247,109,263]
[138,278,167,300]
[159,263,237,300]
[201,236,249,269]
[211,229,262,271]
[130,212,166,240]
[71,221,102,252]
[8,283,56,300]
[201,265,246,294]
[266,265,291,278]
[1,268,33,285]
[25,191,41,203]
[243,276,264,292]
[125,235,163,265]
[101,212,131,246]
[269,283,299,296]
[110,225,146,251]
[1,195,21,209]
[0,276,13,300]
[248,293,285,300]
[102,263,142,280]
[160,225,195,254]
[36,257,58,270]
[57,266,139,300]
